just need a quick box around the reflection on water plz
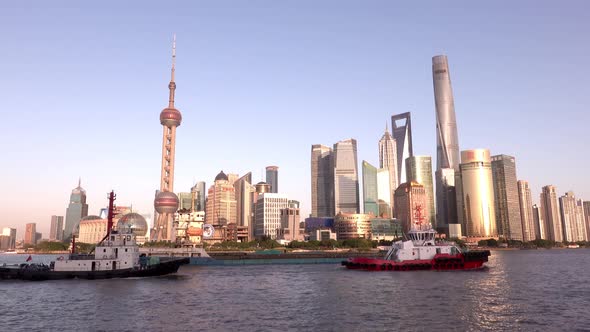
[1,250,589,331]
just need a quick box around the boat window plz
[103,249,106,253]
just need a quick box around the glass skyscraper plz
[517,180,536,242]
[265,166,279,193]
[540,185,563,242]
[64,179,89,239]
[406,156,435,227]
[333,139,359,214]
[391,112,413,187]
[362,161,378,217]
[379,125,397,216]
[311,144,334,217]
[491,155,523,241]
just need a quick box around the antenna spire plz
[168,34,177,108]
[385,121,389,133]
[78,177,81,188]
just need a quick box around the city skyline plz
[2,2,590,237]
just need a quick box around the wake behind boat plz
[0,191,189,281]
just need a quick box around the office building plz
[394,182,429,233]
[540,185,563,242]
[432,55,461,231]
[254,193,290,239]
[277,205,304,243]
[491,155,523,241]
[311,144,334,217]
[456,149,497,238]
[266,166,279,193]
[234,172,255,240]
[64,179,89,239]
[49,215,64,241]
[391,112,413,186]
[379,124,398,215]
[191,181,206,212]
[333,138,359,214]
[362,161,379,217]
[559,192,587,242]
[406,156,435,227]
[177,192,196,212]
[584,202,590,242]
[532,204,544,240]
[24,223,37,246]
[370,218,403,241]
[205,171,238,227]
[334,213,372,240]
[1,228,16,250]
[517,181,535,242]
[376,168,392,218]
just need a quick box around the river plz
[1,249,589,331]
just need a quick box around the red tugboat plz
[342,206,490,271]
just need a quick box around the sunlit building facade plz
[517,181,536,242]
[64,180,89,239]
[532,204,544,240]
[540,185,563,242]
[254,193,289,239]
[24,223,37,246]
[334,213,372,240]
[362,161,378,217]
[559,192,587,242]
[205,171,237,227]
[456,149,497,238]
[394,182,428,233]
[584,202,590,242]
[1,228,16,250]
[379,124,397,216]
[491,155,523,241]
[49,215,64,241]
[406,156,435,227]
[235,172,255,240]
[376,168,392,218]
[333,138,359,214]
[266,166,279,193]
[391,112,413,187]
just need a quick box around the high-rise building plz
[254,193,289,239]
[491,155,523,241]
[456,149,497,238]
[234,172,255,240]
[49,215,64,241]
[584,201,590,242]
[391,113,413,186]
[310,144,334,217]
[540,185,563,242]
[205,171,238,227]
[153,36,182,241]
[333,138,359,214]
[379,124,398,215]
[406,156,435,227]
[24,223,37,246]
[177,192,195,212]
[362,161,378,217]
[432,55,461,233]
[517,181,535,242]
[191,181,206,212]
[334,213,372,240]
[64,179,89,239]
[265,166,279,193]
[376,168,392,218]
[559,192,587,242]
[532,204,544,240]
[1,228,16,250]
[277,205,304,242]
[394,182,429,233]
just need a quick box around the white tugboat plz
[0,191,189,281]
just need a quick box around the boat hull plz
[0,257,189,281]
[342,251,490,271]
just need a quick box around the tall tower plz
[391,113,413,186]
[491,154,523,241]
[379,123,397,216]
[64,179,89,239]
[540,185,563,242]
[265,166,279,193]
[310,144,334,217]
[406,156,435,227]
[154,36,182,241]
[333,138,359,214]
[517,180,536,242]
[433,55,460,230]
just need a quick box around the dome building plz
[205,171,237,229]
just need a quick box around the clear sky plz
[1,1,589,238]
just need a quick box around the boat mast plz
[106,191,116,236]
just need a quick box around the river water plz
[0,249,589,331]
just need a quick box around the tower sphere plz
[160,107,182,127]
[154,191,179,214]
[117,212,148,236]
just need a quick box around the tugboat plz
[0,191,189,281]
[342,206,490,271]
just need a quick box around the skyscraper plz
[254,193,289,239]
[517,181,535,242]
[191,181,206,212]
[362,161,378,217]
[1,228,16,250]
[25,223,37,246]
[205,171,238,227]
[310,144,334,217]
[540,185,563,242]
[406,156,435,227]
[432,55,461,231]
[583,201,590,242]
[559,192,587,242]
[333,138,359,214]
[491,155,523,241]
[64,179,89,239]
[265,166,279,193]
[234,172,255,240]
[532,204,544,240]
[376,168,392,218]
[394,181,428,233]
[456,149,497,238]
[391,112,413,186]
[379,124,397,215]
[49,215,64,241]
[154,36,182,241]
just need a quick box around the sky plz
[1,1,589,239]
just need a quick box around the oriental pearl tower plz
[154,35,182,241]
